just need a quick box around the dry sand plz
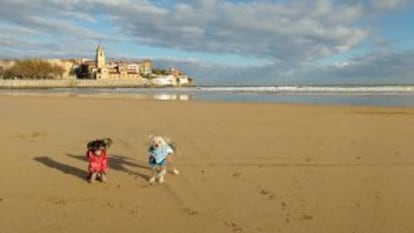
[1,95,414,233]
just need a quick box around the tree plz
[3,59,65,80]
[73,64,90,79]
[152,68,168,75]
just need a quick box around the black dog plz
[87,138,113,151]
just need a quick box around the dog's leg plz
[89,172,98,183]
[100,172,107,183]
[148,168,157,183]
[167,155,180,175]
[86,172,92,180]
[158,165,167,183]
[172,168,180,175]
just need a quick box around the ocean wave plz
[197,86,414,94]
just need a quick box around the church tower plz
[95,44,108,79]
[96,44,106,69]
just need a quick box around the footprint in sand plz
[182,207,199,217]
[103,202,115,208]
[130,208,139,216]
[13,131,47,142]
[53,200,69,206]
[224,221,243,233]
[258,186,277,200]
[232,172,242,177]
[300,214,313,221]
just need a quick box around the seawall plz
[0,79,149,88]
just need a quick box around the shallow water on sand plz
[1,85,414,107]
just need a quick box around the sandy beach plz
[1,95,414,233]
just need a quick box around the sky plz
[0,0,413,86]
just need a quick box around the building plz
[151,67,193,86]
[88,44,152,80]
[152,75,177,86]
[0,44,194,86]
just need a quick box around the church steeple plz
[96,44,106,69]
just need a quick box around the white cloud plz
[0,0,376,64]
[0,0,412,85]
[374,0,406,10]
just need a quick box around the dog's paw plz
[100,174,107,183]
[159,169,167,176]
[173,168,180,175]
[148,176,156,183]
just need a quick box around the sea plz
[1,85,414,107]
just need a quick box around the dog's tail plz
[102,138,113,148]
[168,142,177,153]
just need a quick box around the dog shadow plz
[34,156,88,181]
[65,153,151,181]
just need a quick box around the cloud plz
[0,1,369,62]
[103,0,369,66]
[371,0,407,10]
[152,48,414,85]
[0,0,401,63]
[0,0,412,85]
[317,49,414,83]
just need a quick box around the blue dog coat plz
[148,145,173,167]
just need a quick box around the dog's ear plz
[161,137,169,144]
[147,134,156,145]
[87,140,97,150]
[103,138,113,148]
[157,136,168,145]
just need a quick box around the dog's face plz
[149,136,177,154]
[150,136,166,149]
[94,149,103,156]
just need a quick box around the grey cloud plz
[152,49,414,85]
[370,0,407,10]
[321,50,414,83]
[95,0,369,66]
[342,0,409,11]
[0,0,111,42]
[0,0,401,64]
[0,0,412,85]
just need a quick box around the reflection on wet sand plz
[153,93,191,101]
[0,90,192,101]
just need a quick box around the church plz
[89,44,152,80]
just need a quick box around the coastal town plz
[0,44,194,88]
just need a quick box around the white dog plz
[147,136,179,183]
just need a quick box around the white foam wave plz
[198,86,414,94]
